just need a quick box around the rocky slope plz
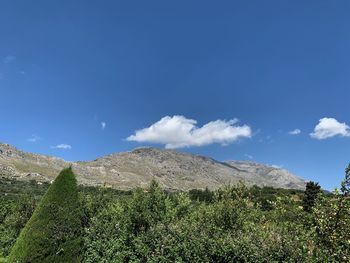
[0,143,307,191]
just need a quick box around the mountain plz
[0,143,307,191]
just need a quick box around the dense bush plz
[1,164,350,262]
[8,168,83,263]
[312,164,350,261]
[0,195,35,258]
[188,187,213,203]
[81,176,349,262]
[82,182,317,262]
[303,181,321,212]
[0,179,47,258]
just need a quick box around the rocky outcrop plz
[0,143,307,191]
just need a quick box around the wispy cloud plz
[271,164,283,169]
[3,55,16,64]
[310,117,350,140]
[51,144,72,150]
[127,115,252,149]
[101,121,106,130]
[244,154,253,160]
[27,134,41,143]
[288,129,301,135]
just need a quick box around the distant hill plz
[0,143,307,191]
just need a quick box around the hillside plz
[0,143,307,190]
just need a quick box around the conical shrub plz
[8,167,82,263]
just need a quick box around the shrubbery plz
[1,165,350,262]
[8,167,82,263]
[82,182,315,262]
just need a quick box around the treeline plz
[0,165,349,262]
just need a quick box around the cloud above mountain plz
[310,117,350,140]
[27,134,41,143]
[51,144,72,150]
[127,115,252,149]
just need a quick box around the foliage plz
[303,181,321,212]
[0,179,47,258]
[188,187,213,203]
[8,168,83,263]
[82,181,315,262]
[1,165,350,262]
[312,165,350,261]
[0,195,35,258]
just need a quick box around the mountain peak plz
[0,143,307,191]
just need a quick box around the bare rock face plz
[0,143,68,183]
[0,143,307,191]
[224,161,307,190]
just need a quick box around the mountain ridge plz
[0,143,307,190]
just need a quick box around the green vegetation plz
[0,179,48,259]
[0,165,349,262]
[8,168,82,263]
[302,181,321,212]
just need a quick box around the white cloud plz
[289,129,301,135]
[271,164,283,169]
[51,144,72,149]
[310,117,350,140]
[244,154,253,160]
[27,134,41,143]
[127,115,252,149]
[3,55,16,64]
[101,122,106,130]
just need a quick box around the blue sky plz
[1,1,350,190]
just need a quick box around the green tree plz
[341,163,350,196]
[302,181,321,212]
[8,168,82,263]
[312,164,350,261]
[189,187,213,203]
[0,195,36,258]
[127,179,167,234]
